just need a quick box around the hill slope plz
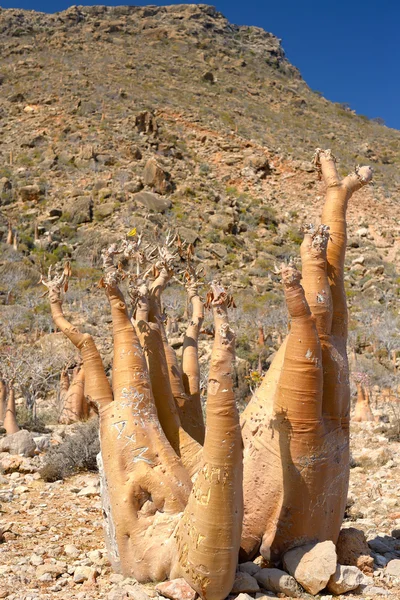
[0,3,399,384]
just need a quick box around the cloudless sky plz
[1,0,399,130]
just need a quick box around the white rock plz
[327,564,363,594]
[255,568,302,598]
[77,486,99,497]
[283,541,337,595]
[386,559,400,578]
[64,544,80,557]
[73,565,98,583]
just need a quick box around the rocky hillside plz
[0,3,399,390]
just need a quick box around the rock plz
[94,202,115,220]
[356,227,369,237]
[0,454,23,473]
[132,191,171,213]
[19,184,43,203]
[0,430,36,457]
[336,527,374,573]
[64,544,80,557]
[123,584,152,600]
[177,226,200,245]
[77,485,99,497]
[202,71,214,83]
[244,154,271,177]
[231,571,260,594]
[386,559,400,577]
[361,585,390,595]
[36,563,67,579]
[238,562,261,576]
[155,579,196,600]
[143,158,172,194]
[63,195,93,224]
[73,565,98,583]
[283,541,337,595]
[0,178,12,193]
[255,568,302,598]
[208,213,235,233]
[327,564,363,594]
[234,594,254,600]
[33,435,51,452]
[368,536,394,554]
[135,111,158,135]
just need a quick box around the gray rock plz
[368,537,394,554]
[327,564,363,594]
[238,561,261,577]
[231,571,260,594]
[0,430,36,457]
[132,191,172,213]
[283,541,337,595]
[386,559,400,578]
[63,195,93,224]
[255,567,302,598]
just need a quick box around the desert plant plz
[40,149,372,599]
[40,418,100,481]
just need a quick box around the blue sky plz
[2,0,398,130]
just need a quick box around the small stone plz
[283,541,337,595]
[255,568,302,598]
[36,563,66,579]
[73,565,98,584]
[386,559,400,577]
[64,544,80,557]
[327,564,363,594]
[231,571,260,594]
[368,537,393,554]
[155,578,196,600]
[77,486,99,497]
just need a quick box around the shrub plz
[40,418,100,481]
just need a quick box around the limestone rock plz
[231,571,260,594]
[327,564,363,594]
[283,541,337,595]
[36,562,66,579]
[0,430,36,457]
[143,158,172,194]
[336,527,374,573]
[386,559,400,578]
[255,567,302,598]
[73,565,98,583]
[155,578,196,600]
[132,191,172,213]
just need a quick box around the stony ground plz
[0,413,399,600]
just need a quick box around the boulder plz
[132,191,171,213]
[336,527,374,573]
[255,568,302,598]
[327,564,364,594]
[19,184,43,203]
[283,541,337,595]
[0,430,36,457]
[143,158,172,194]
[231,571,260,593]
[63,195,93,224]
[155,579,196,600]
